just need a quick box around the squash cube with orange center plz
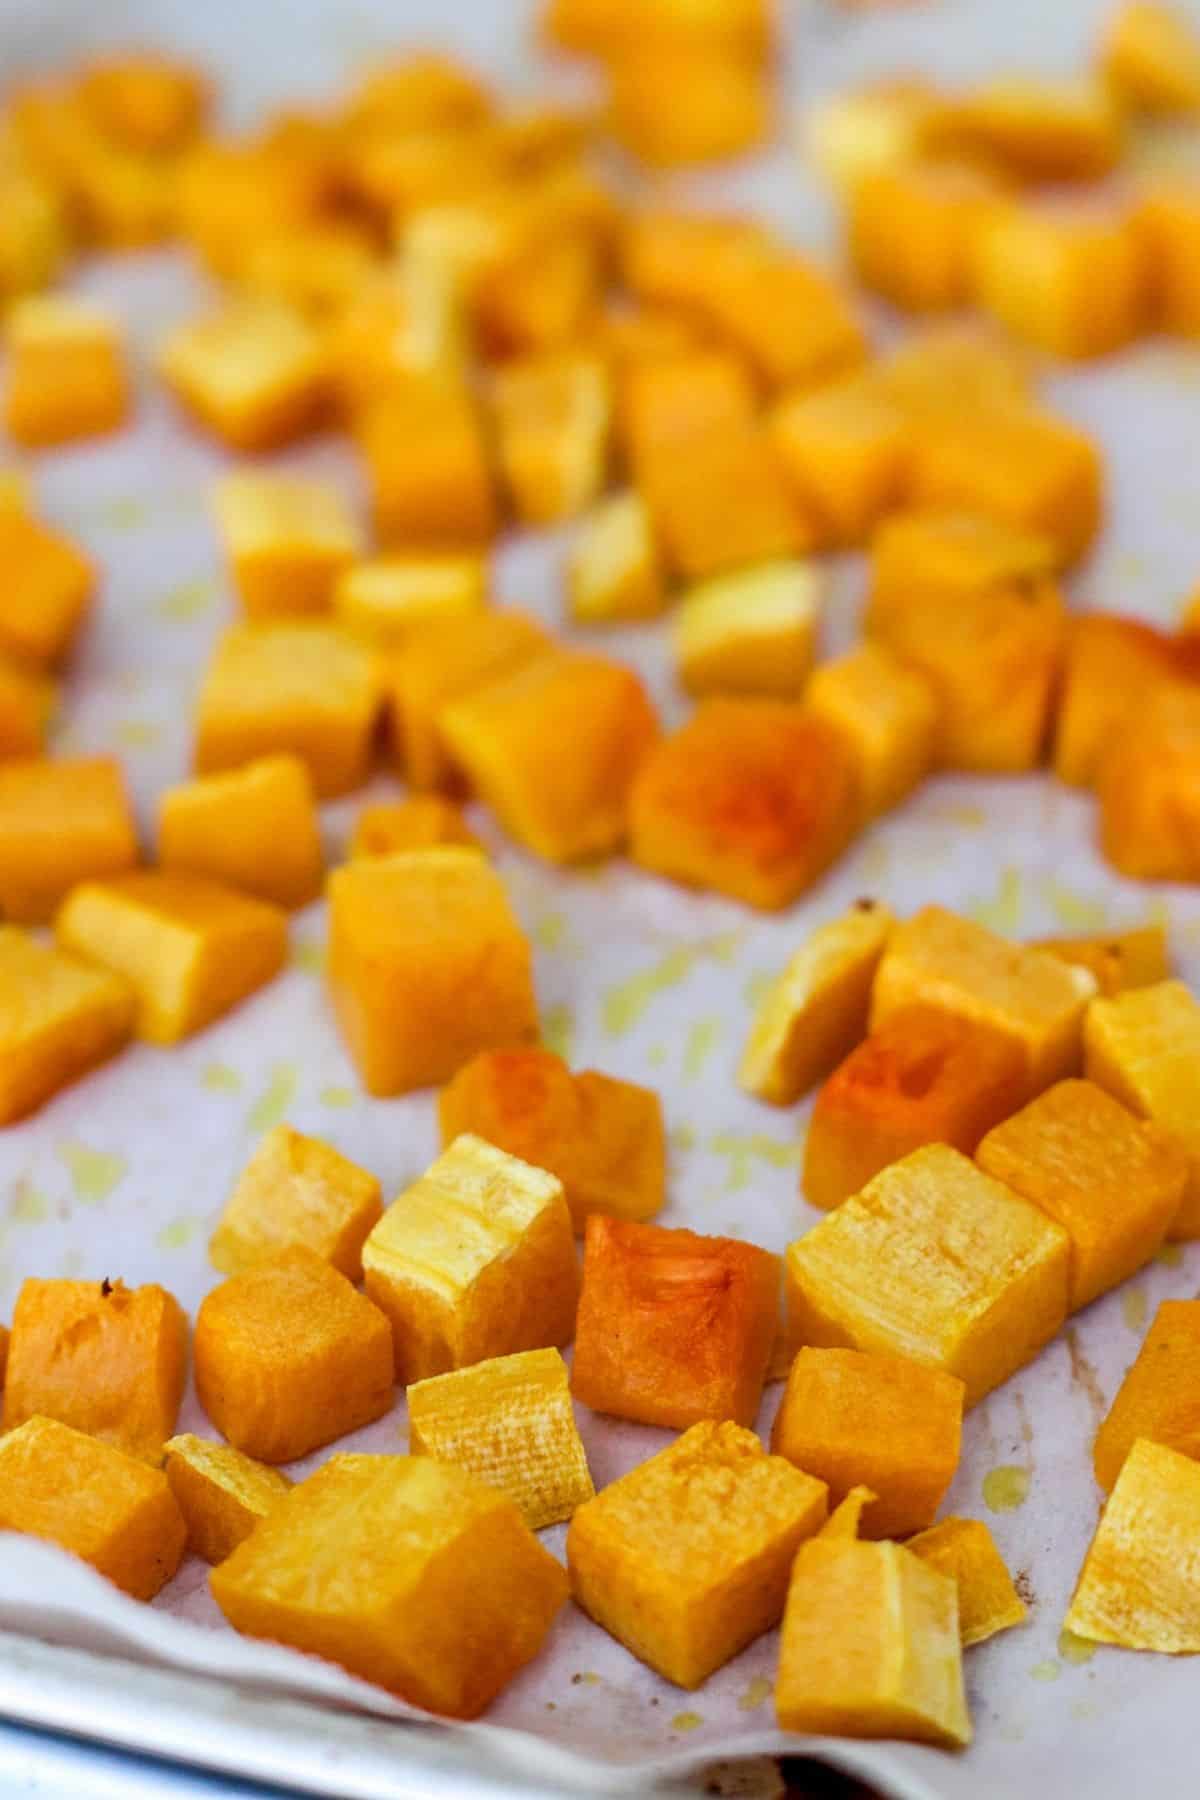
[213,473,363,621]
[1052,614,1175,787]
[5,296,129,446]
[973,199,1149,360]
[0,509,93,669]
[158,755,324,910]
[805,644,940,820]
[770,375,907,550]
[0,756,138,924]
[158,299,327,451]
[491,353,611,526]
[163,1435,291,1565]
[357,374,497,548]
[1093,1300,1200,1491]
[847,156,1009,313]
[1103,4,1200,115]
[1065,1437,1200,1651]
[388,609,549,791]
[906,1518,1027,1646]
[0,928,134,1125]
[209,1124,383,1281]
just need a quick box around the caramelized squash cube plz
[388,609,549,790]
[1098,683,1200,880]
[0,756,138,924]
[158,299,327,451]
[906,1517,1026,1646]
[972,199,1148,360]
[213,473,362,621]
[935,75,1123,180]
[640,424,808,581]
[349,796,481,859]
[1094,1300,1200,1491]
[163,1434,291,1564]
[0,509,93,669]
[1052,614,1175,786]
[1136,182,1200,334]
[158,755,323,910]
[806,644,940,820]
[567,490,665,624]
[492,353,610,525]
[1065,1437,1200,1650]
[0,928,133,1124]
[674,561,820,699]
[1035,925,1168,996]
[4,296,129,446]
[333,553,486,648]
[770,376,907,549]
[567,1420,828,1689]
[210,1124,383,1281]
[357,375,496,548]
[847,156,1008,313]
[1103,4,1200,115]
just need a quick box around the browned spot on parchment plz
[1066,1328,1107,1428]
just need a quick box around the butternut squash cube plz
[328,850,536,1095]
[343,53,491,134]
[0,509,93,669]
[871,906,1098,1099]
[1035,925,1169,996]
[194,623,380,799]
[5,296,129,446]
[362,1134,578,1382]
[640,424,808,581]
[333,553,486,649]
[1094,1301,1200,1491]
[972,200,1148,360]
[388,609,548,790]
[173,141,325,279]
[77,54,208,153]
[572,1216,777,1429]
[776,1538,970,1747]
[567,1420,828,1689]
[785,1144,1072,1408]
[771,1348,963,1540]
[1085,981,1200,1239]
[621,347,756,473]
[440,650,658,863]
[770,376,907,549]
[674,561,820,699]
[57,872,287,1046]
[0,657,52,760]
[243,225,381,323]
[936,76,1123,181]
[739,898,894,1105]
[629,701,860,910]
[1098,683,1200,881]
[349,796,480,859]
[1136,182,1200,334]
[0,168,69,305]
[357,375,496,548]
[476,232,602,362]
[158,756,323,911]
[608,43,770,167]
[804,1007,1027,1212]
[1065,1437,1200,1651]
[439,1046,665,1230]
[0,928,134,1125]
[805,80,947,192]
[0,1415,185,1601]
[325,256,466,415]
[4,1277,187,1463]
[806,644,940,820]
[195,1247,392,1463]
[906,1518,1026,1647]
[163,1434,291,1565]
[0,756,138,924]
[213,473,362,622]
[1103,4,1200,115]
[210,1124,383,1281]
[567,491,665,624]
[158,299,327,451]
[867,510,1059,641]
[976,1079,1186,1311]
[491,353,610,526]
[1052,614,1175,787]
[407,1346,593,1529]
[875,322,1033,420]
[211,1452,566,1717]
[690,254,867,394]
[847,156,1008,314]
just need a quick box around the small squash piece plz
[972,199,1148,361]
[333,554,486,648]
[639,424,808,582]
[805,644,940,820]
[1052,614,1174,788]
[936,75,1123,181]
[158,756,323,911]
[158,299,327,452]
[0,756,138,925]
[0,929,134,1125]
[1065,1437,1200,1651]
[867,508,1059,628]
[1136,182,1200,334]
[357,374,497,548]
[906,1517,1027,1647]
[492,352,611,525]
[210,1124,383,1281]
[349,797,481,859]
[847,155,1008,314]
[1103,4,1200,115]
[0,509,93,670]
[1098,683,1200,882]
[0,657,53,760]
[770,375,907,550]
[673,561,820,700]
[388,609,549,791]
[163,1435,291,1565]
[5,295,129,446]
[213,472,363,621]
[1093,1301,1200,1492]
[567,491,665,625]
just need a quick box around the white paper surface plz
[4,0,1200,1793]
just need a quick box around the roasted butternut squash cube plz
[491,353,610,525]
[333,554,486,648]
[567,490,665,624]
[608,44,770,167]
[57,872,287,1047]
[349,796,480,859]
[0,657,52,760]
[785,1144,1071,1408]
[875,322,1033,420]
[936,75,1123,180]
[0,756,138,924]
[805,80,947,192]
[640,425,809,581]
[770,377,907,550]
[163,1435,291,1565]
[1065,1437,1200,1650]
[806,644,940,820]
[0,928,133,1125]
[776,1539,970,1747]
[1053,614,1175,786]
[621,347,756,473]
[804,1006,1027,1212]
[1136,182,1200,334]
[1103,4,1200,115]
[906,1517,1026,1646]
[158,756,323,911]
[692,254,868,395]
[440,651,658,863]
[158,299,327,451]
[847,156,1008,314]
[568,1420,828,1689]
[1085,981,1200,1239]
[77,53,207,152]
[194,623,380,799]
[476,232,602,362]
[362,1134,577,1381]
[407,1346,593,1529]
[872,906,1098,1099]
[1094,1301,1200,1491]
[357,375,496,548]
[0,167,69,304]
[4,296,129,446]
[1035,925,1169,996]
[211,1452,566,1717]
[739,899,894,1105]
[0,509,93,669]
[325,256,466,416]
[344,53,491,134]
[674,561,820,699]
[0,1415,185,1601]
[328,850,536,1095]
[389,609,549,790]
[572,1216,777,1429]
[210,1124,383,1281]
[439,1047,665,1231]
[629,701,860,910]
[1099,683,1200,881]
[195,1247,392,1463]
[4,1277,187,1463]
[213,473,362,622]
[771,1348,964,1540]
[243,224,380,322]
[66,137,180,250]
[976,1079,1186,1311]
[867,509,1059,634]
[972,200,1148,360]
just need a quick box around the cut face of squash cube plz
[972,200,1148,361]
[1066,1437,1200,1651]
[847,156,1008,314]
[937,75,1124,181]
[739,898,894,1105]
[0,927,133,1124]
[567,1420,828,1689]
[492,353,610,526]
[771,1347,963,1540]
[349,796,481,859]
[388,609,549,791]
[407,1346,593,1530]
[875,322,1033,419]
[57,872,287,1047]
[0,1415,185,1601]
[357,375,496,548]
[333,554,486,648]
[0,509,93,669]
[0,756,138,924]
[195,1246,393,1463]
[567,491,665,625]
[868,510,1059,629]
[211,1452,567,1718]
[770,375,906,550]
[1094,1301,1200,1491]
[1035,926,1168,996]
[158,755,324,911]
[804,79,946,192]
[5,296,129,446]
[776,1539,970,1747]
[621,348,756,473]
[363,1134,578,1382]
[674,560,820,700]
[210,1124,383,1282]
[1052,615,1174,788]
[214,473,362,621]
[1098,683,1200,882]
[163,1435,291,1565]
[629,700,860,910]
[640,424,808,582]
[786,1144,1071,1409]
[1136,183,1200,334]
[804,1005,1027,1212]
[158,299,327,451]
[4,1277,187,1463]
[907,1518,1026,1646]
[805,644,940,820]
[325,256,467,414]
[1103,4,1200,114]
[871,906,1098,1100]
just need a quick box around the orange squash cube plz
[819,1485,877,1540]
[629,701,860,910]
[357,375,497,548]
[0,509,93,669]
[213,473,362,621]
[875,321,1033,420]
[349,796,481,859]
[805,79,948,192]
[475,232,602,362]
[327,850,536,1096]
[621,347,756,474]
[568,1420,828,1689]
[343,53,491,134]
[211,1452,566,1718]
[242,225,380,322]
[1098,683,1200,881]
[57,872,287,1047]
[0,756,138,924]
[0,166,68,305]
[0,657,52,760]
[1066,1437,1200,1651]
[1137,182,1200,334]
[0,1415,185,1602]
[1093,1301,1200,1491]
[163,1434,291,1565]
[572,1215,777,1429]
[674,561,820,700]
[972,199,1148,360]
[491,353,610,525]
[1103,4,1200,115]
[4,296,129,446]
[362,1134,578,1382]
[158,756,323,910]
[608,44,770,167]
[210,1124,383,1281]
[867,509,1059,635]
[694,255,867,396]
[1035,925,1169,996]
[194,1247,393,1463]
[771,1348,963,1540]
[771,376,907,549]
[805,644,940,820]
[388,609,549,790]
[847,156,1009,313]
[4,1277,187,1463]
[324,256,466,415]
[1052,614,1175,787]
[194,623,380,799]
[333,553,486,648]
[77,54,209,153]
[0,928,134,1125]
[935,76,1123,180]
[906,1517,1026,1646]
[639,424,808,581]
[803,1006,1027,1212]
[439,1046,665,1231]
[65,137,180,250]
[158,299,327,451]
[567,490,665,624]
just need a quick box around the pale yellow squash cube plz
[0,928,134,1125]
[214,473,362,620]
[333,554,486,648]
[806,644,939,820]
[1065,1437,1200,1651]
[210,1124,383,1281]
[567,491,665,624]
[1103,3,1200,115]
[163,1434,291,1565]
[158,755,323,911]
[770,375,908,550]
[972,200,1148,361]
[5,296,129,447]
[158,299,327,451]
[906,1518,1026,1647]
[492,352,611,526]
[673,561,820,700]
[803,80,946,192]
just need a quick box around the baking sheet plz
[4,0,1200,1793]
